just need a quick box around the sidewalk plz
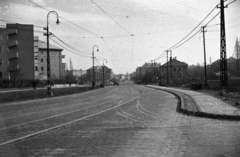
[146,85,240,120]
[0,84,91,93]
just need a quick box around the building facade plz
[86,66,112,85]
[0,24,34,80]
[161,57,188,84]
[34,38,64,80]
[136,62,161,84]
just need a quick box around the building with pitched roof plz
[161,57,188,84]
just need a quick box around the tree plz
[69,58,73,71]
[233,37,240,74]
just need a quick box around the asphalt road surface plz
[1,83,240,157]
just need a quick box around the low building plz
[87,65,112,85]
[136,62,161,83]
[161,57,188,84]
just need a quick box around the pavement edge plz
[146,85,240,121]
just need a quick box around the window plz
[0,59,2,65]
[35,58,38,60]
[173,67,176,72]
[0,34,2,40]
[41,58,43,62]
[178,68,182,71]
[35,66,38,71]
[41,67,44,71]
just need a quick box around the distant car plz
[114,82,119,86]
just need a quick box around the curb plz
[146,85,240,121]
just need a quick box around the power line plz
[28,0,99,37]
[101,38,118,59]
[153,4,219,61]
[52,33,91,55]
[50,37,91,58]
[168,6,217,51]
[167,0,207,14]
[90,0,131,35]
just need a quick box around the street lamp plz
[92,45,99,87]
[102,59,107,87]
[80,68,82,85]
[44,11,60,95]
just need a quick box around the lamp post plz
[44,11,60,95]
[92,45,99,87]
[80,69,82,85]
[102,59,107,87]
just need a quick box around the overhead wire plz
[50,37,91,58]
[28,0,100,37]
[90,0,131,35]
[167,6,217,51]
[153,2,223,62]
[52,33,91,55]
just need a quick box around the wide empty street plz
[1,83,240,156]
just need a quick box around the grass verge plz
[0,86,95,103]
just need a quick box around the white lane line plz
[0,96,125,131]
[0,102,90,122]
[116,111,139,122]
[0,97,139,147]
[136,100,157,118]
[119,106,142,121]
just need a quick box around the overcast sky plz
[0,0,240,74]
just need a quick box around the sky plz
[0,0,240,74]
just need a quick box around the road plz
[0,83,240,156]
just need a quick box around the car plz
[113,82,119,86]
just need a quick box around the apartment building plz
[34,37,64,80]
[0,24,34,80]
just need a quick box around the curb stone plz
[146,85,240,121]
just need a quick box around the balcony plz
[8,40,18,48]
[34,47,39,53]
[7,29,17,35]
[34,60,39,64]
[8,64,19,72]
[8,52,18,60]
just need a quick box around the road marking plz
[116,112,139,122]
[0,97,138,147]
[0,96,125,131]
[136,100,157,118]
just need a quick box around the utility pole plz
[140,67,142,84]
[169,50,172,86]
[166,50,169,86]
[202,26,208,87]
[151,60,153,84]
[80,69,82,84]
[102,59,107,87]
[210,57,212,80]
[218,0,228,89]
[44,11,60,96]
[92,45,98,87]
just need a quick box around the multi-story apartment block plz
[0,24,34,80]
[34,37,64,80]
[0,23,65,80]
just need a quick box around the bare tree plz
[233,37,240,74]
